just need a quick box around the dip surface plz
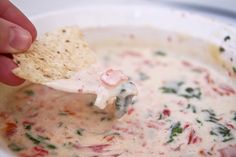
[0,29,236,157]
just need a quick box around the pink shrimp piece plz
[100,69,128,87]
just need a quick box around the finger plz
[0,55,24,86]
[0,0,37,40]
[0,18,32,53]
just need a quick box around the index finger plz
[0,0,37,40]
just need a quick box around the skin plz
[0,0,37,86]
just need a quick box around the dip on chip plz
[12,26,138,117]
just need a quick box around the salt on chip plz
[13,26,96,83]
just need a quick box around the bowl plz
[0,4,235,157]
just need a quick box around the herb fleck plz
[100,116,112,121]
[139,72,149,81]
[224,36,231,42]
[203,110,234,142]
[222,137,234,142]
[233,112,236,121]
[63,142,74,149]
[47,144,57,149]
[187,104,196,113]
[180,87,201,99]
[233,67,236,73]
[202,109,220,123]
[76,128,84,136]
[196,119,203,126]
[8,143,24,152]
[160,81,183,94]
[77,130,82,136]
[210,130,218,136]
[24,124,32,130]
[158,113,163,120]
[160,81,201,99]
[23,122,32,130]
[160,87,177,94]
[210,124,234,142]
[202,109,216,116]
[219,46,225,53]
[167,122,183,143]
[154,50,166,56]
[217,125,231,137]
[58,122,63,127]
[87,102,94,107]
[58,112,68,116]
[38,135,50,141]
[25,133,58,149]
[24,90,34,96]
[25,133,40,144]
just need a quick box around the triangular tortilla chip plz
[13,26,96,83]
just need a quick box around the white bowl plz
[0,4,236,157]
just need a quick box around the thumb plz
[0,18,32,53]
[0,55,24,85]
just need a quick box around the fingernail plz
[9,27,32,52]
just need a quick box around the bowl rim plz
[1,4,236,157]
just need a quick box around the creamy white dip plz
[0,28,235,157]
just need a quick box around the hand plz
[0,0,37,86]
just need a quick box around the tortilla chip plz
[13,26,96,83]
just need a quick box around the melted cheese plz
[44,64,137,111]
[0,32,236,157]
